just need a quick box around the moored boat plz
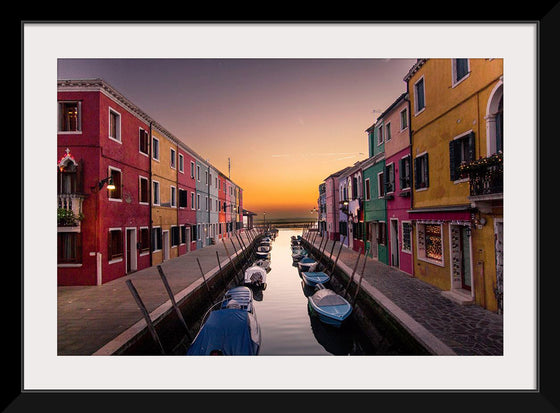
[301,271,330,287]
[308,285,352,328]
[187,286,261,355]
[298,256,318,272]
[244,265,267,289]
[254,258,270,272]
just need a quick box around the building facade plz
[57,79,245,286]
[379,93,414,275]
[405,58,503,312]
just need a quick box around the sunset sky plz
[58,58,417,220]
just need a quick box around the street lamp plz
[91,176,115,192]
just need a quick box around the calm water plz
[252,228,375,355]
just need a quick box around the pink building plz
[177,142,198,254]
[380,93,414,275]
[324,167,349,241]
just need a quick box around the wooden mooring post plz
[331,235,347,274]
[125,279,166,355]
[156,265,192,341]
[196,257,215,305]
[351,245,370,305]
[343,246,363,300]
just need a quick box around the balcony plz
[58,193,86,227]
[459,153,503,210]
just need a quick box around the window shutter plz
[449,140,458,181]
[399,158,404,189]
[414,157,419,189]
[76,159,84,193]
[424,154,429,187]
[467,132,475,163]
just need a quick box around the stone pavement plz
[57,232,255,355]
[304,234,503,355]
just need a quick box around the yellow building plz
[405,58,503,313]
[150,125,180,265]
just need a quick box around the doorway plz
[390,219,399,267]
[450,224,473,292]
[126,228,137,273]
[162,230,170,261]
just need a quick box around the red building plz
[57,79,152,285]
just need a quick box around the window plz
[57,232,81,264]
[180,225,187,244]
[139,129,149,155]
[414,77,425,114]
[152,227,162,252]
[179,154,184,173]
[417,223,443,263]
[385,163,395,194]
[58,101,81,132]
[171,226,179,247]
[108,168,122,200]
[190,161,195,178]
[192,225,197,242]
[399,155,412,190]
[402,222,412,253]
[179,189,188,208]
[400,108,408,131]
[191,192,195,210]
[414,153,429,190]
[377,125,383,145]
[109,108,121,142]
[139,228,150,253]
[377,171,385,198]
[449,132,475,181]
[385,122,391,141]
[170,186,176,207]
[197,194,200,210]
[452,59,469,85]
[153,181,160,205]
[139,176,149,204]
[364,178,370,201]
[108,229,123,261]
[170,148,176,169]
[151,137,160,161]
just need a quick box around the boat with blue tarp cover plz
[186,286,261,355]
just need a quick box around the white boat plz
[254,258,270,271]
[257,244,271,252]
[244,265,267,289]
[298,257,318,272]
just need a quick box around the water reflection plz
[251,228,375,355]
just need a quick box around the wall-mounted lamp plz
[92,176,115,192]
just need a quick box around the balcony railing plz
[58,193,85,226]
[459,152,503,197]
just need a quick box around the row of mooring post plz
[302,224,369,307]
[125,227,263,355]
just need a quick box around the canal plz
[251,228,380,355]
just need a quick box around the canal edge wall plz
[93,232,265,355]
